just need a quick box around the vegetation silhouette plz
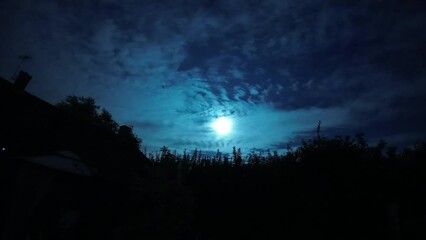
[144,130,426,239]
[2,91,426,239]
[56,96,142,149]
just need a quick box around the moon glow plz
[212,116,233,136]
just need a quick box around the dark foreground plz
[1,137,426,240]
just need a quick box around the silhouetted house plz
[0,75,149,239]
[0,74,148,170]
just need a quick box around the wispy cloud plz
[1,0,425,153]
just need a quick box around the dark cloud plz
[128,120,164,130]
[1,0,425,153]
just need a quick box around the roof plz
[22,151,94,176]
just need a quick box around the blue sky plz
[1,0,425,154]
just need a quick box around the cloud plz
[1,0,425,154]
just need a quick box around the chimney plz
[14,71,32,90]
[118,125,132,139]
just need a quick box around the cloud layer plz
[1,0,425,153]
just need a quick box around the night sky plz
[1,0,425,154]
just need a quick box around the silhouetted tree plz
[56,95,141,148]
[57,96,118,132]
[232,146,242,166]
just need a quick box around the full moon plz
[212,116,233,135]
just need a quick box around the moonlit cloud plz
[1,0,425,154]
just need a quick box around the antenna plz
[11,55,31,80]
